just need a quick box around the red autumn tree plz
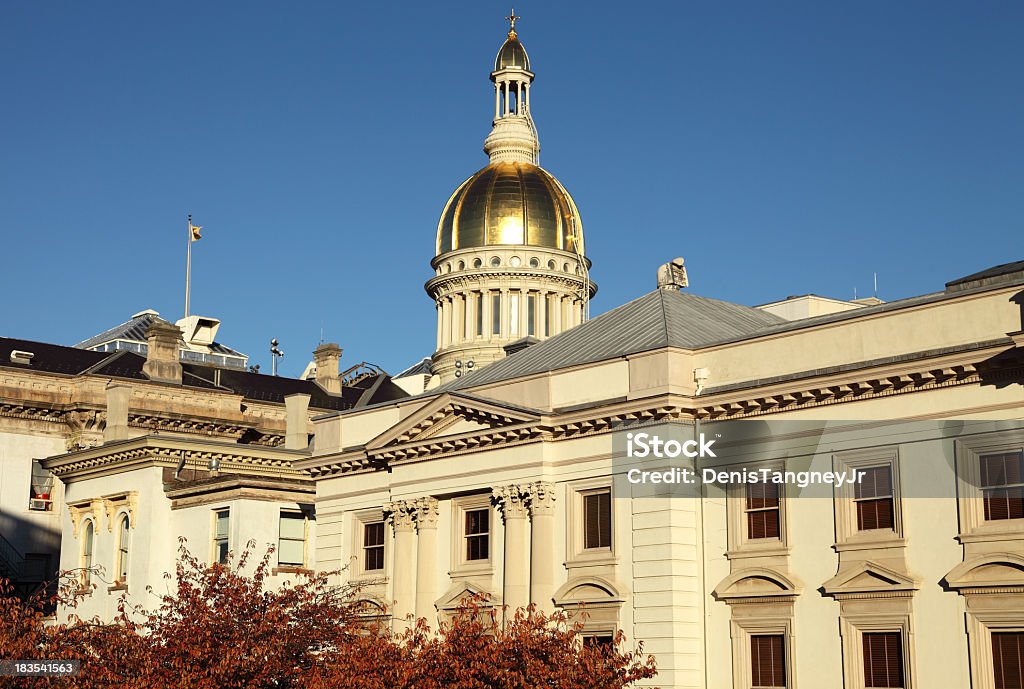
[1,541,657,689]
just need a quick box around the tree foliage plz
[0,540,656,689]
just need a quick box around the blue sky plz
[2,2,1021,377]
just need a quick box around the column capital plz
[492,484,529,520]
[527,481,557,516]
[413,496,440,530]
[384,500,417,533]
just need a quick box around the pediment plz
[553,576,625,606]
[945,553,1024,591]
[435,581,495,611]
[823,561,918,597]
[366,393,540,451]
[713,567,800,601]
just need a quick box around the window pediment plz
[945,553,1024,592]
[823,560,918,598]
[713,567,801,602]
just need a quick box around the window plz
[465,508,489,561]
[491,293,501,335]
[583,634,615,650]
[527,294,536,336]
[213,509,230,564]
[751,634,787,688]
[833,449,903,548]
[475,292,483,336]
[29,460,54,511]
[509,292,520,336]
[863,632,904,688]
[278,511,306,567]
[746,481,780,540]
[981,452,1024,521]
[116,515,130,583]
[81,520,94,587]
[363,521,385,571]
[993,632,1024,689]
[855,466,895,531]
[583,489,612,550]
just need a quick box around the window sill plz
[958,525,1024,544]
[350,571,389,584]
[449,563,494,579]
[566,551,619,569]
[726,545,791,560]
[272,566,313,576]
[107,583,128,593]
[834,534,905,552]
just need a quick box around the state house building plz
[2,17,1023,689]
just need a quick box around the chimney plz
[657,257,688,291]
[104,383,131,442]
[284,393,311,450]
[142,319,183,385]
[312,343,342,394]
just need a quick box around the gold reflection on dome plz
[436,162,584,256]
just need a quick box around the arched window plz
[81,520,95,586]
[116,514,130,583]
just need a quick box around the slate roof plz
[0,336,406,411]
[444,289,787,390]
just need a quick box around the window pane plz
[118,517,130,580]
[863,632,904,688]
[993,632,1024,689]
[492,294,501,335]
[747,509,780,540]
[855,466,893,500]
[465,508,489,561]
[215,510,229,538]
[466,509,489,535]
[279,512,305,539]
[278,540,304,566]
[364,522,385,547]
[584,491,612,550]
[981,452,1024,488]
[528,295,536,336]
[475,293,483,336]
[857,498,895,531]
[746,481,780,509]
[750,634,786,688]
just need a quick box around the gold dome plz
[436,161,584,256]
[494,33,530,72]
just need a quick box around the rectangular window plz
[278,511,306,567]
[981,451,1024,521]
[465,508,489,561]
[213,509,230,564]
[491,293,501,335]
[527,294,536,337]
[993,632,1024,689]
[475,292,483,337]
[854,466,895,531]
[363,521,385,571]
[750,634,787,688]
[583,490,612,550]
[29,460,54,511]
[862,632,904,688]
[746,481,780,540]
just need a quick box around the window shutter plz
[863,632,904,688]
[750,634,786,688]
[993,632,1024,689]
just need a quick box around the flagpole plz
[185,213,192,319]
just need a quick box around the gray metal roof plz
[444,289,787,390]
[74,312,246,358]
[394,357,433,378]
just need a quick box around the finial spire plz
[506,8,521,37]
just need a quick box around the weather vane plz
[506,8,520,35]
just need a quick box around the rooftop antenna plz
[270,339,284,376]
[873,272,878,298]
[320,321,324,345]
[854,286,858,300]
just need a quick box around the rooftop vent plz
[132,308,160,319]
[10,350,34,365]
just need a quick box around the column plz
[385,501,417,628]
[494,484,530,617]
[494,82,501,119]
[439,299,449,348]
[436,303,443,350]
[537,291,547,338]
[527,482,556,613]
[504,81,510,117]
[414,497,439,626]
[517,81,523,115]
[500,288,510,337]
[524,82,529,111]
[552,293,562,335]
